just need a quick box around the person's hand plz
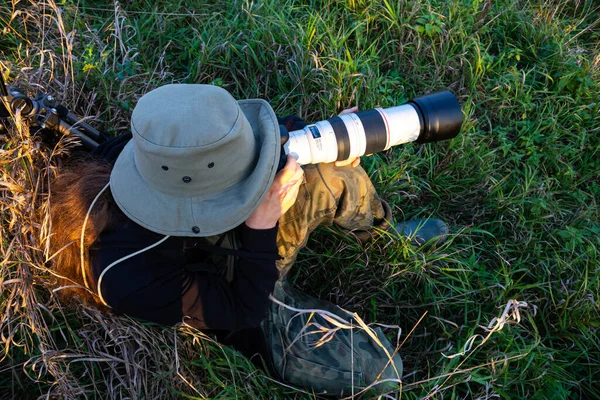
[334,106,361,168]
[245,155,304,230]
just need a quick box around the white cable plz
[79,181,171,307]
[97,234,171,307]
[80,182,110,290]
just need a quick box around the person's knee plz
[303,163,369,197]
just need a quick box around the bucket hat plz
[109,84,281,236]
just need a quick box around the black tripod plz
[0,74,107,150]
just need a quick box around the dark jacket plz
[89,209,280,330]
[88,115,307,331]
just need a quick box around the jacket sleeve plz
[90,223,280,330]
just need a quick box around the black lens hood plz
[409,91,463,143]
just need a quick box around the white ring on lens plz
[340,113,366,159]
[375,108,391,150]
[311,120,338,164]
[384,104,421,147]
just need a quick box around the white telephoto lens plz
[283,91,462,166]
[284,103,424,165]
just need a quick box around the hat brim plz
[109,99,281,236]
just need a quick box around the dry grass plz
[0,2,278,399]
[0,117,282,398]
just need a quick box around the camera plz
[282,91,463,166]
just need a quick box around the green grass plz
[1,0,599,398]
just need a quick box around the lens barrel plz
[409,91,463,143]
[284,90,463,165]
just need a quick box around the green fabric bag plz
[261,281,403,397]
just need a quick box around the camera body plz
[282,91,463,166]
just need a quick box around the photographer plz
[49,84,447,396]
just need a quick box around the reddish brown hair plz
[49,157,118,308]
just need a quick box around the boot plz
[394,218,449,248]
[353,200,449,249]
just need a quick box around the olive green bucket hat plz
[110,84,281,236]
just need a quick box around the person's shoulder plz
[96,209,174,250]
